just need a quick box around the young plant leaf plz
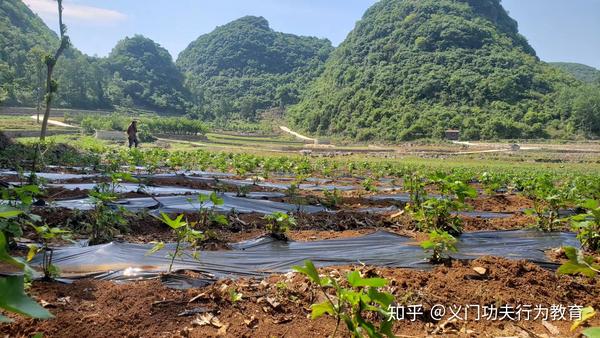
[571,306,596,331]
[0,232,24,268]
[0,206,23,219]
[0,276,53,320]
[347,270,387,288]
[557,247,599,278]
[311,301,335,319]
[583,327,600,338]
[292,260,321,285]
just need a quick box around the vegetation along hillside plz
[550,62,600,84]
[289,0,600,141]
[0,0,191,114]
[177,16,334,121]
[105,35,191,114]
[0,0,109,109]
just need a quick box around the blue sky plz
[24,0,600,68]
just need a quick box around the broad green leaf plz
[0,206,23,219]
[583,328,600,338]
[0,232,24,268]
[210,192,224,206]
[311,301,334,319]
[558,261,597,278]
[347,270,388,288]
[28,214,42,223]
[356,313,377,337]
[571,307,596,331]
[160,213,186,229]
[558,247,599,278]
[0,276,53,320]
[47,264,61,279]
[341,314,355,334]
[229,289,243,303]
[367,288,394,308]
[563,246,579,261]
[292,260,321,285]
[582,200,599,210]
[211,214,228,226]
[340,289,361,305]
[380,319,395,338]
[571,214,589,222]
[420,240,435,250]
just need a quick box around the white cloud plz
[23,0,127,25]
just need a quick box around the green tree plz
[572,86,600,136]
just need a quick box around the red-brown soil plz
[2,257,598,337]
[467,194,533,213]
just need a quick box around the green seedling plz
[236,184,251,198]
[194,192,228,228]
[404,172,427,211]
[420,230,458,263]
[322,188,342,209]
[27,225,71,280]
[523,175,566,232]
[264,211,296,240]
[229,288,243,304]
[293,260,395,338]
[148,213,205,273]
[571,200,600,252]
[412,198,464,236]
[0,185,42,243]
[362,178,378,193]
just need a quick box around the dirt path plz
[279,126,316,143]
[30,115,78,128]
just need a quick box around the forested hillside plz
[0,0,108,108]
[177,16,333,121]
[105,35,191,114]
[550,62,600,84]
[2,0,599,140]
[289,0,596,140]
[0,0,189,113]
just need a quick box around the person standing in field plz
[127,120,139,148]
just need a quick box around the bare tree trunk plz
[39,66,54,141]
[31,0,69,178]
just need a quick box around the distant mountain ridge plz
[550,62,600,84]
[176,16,333,120]
[289,0,582,140]
[2,0,599,139]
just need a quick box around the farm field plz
[1,131,599,337]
